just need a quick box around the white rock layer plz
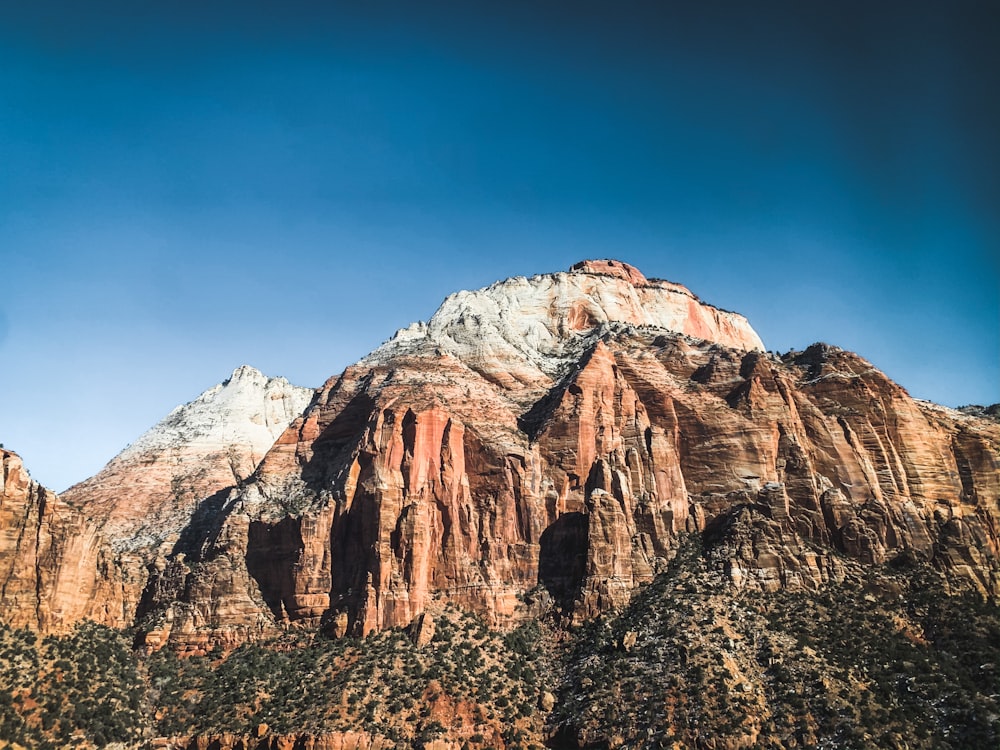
[116,365,314,462]
[365,259,764,388]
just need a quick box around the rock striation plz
[0,449,123,632]
[124,261,999,651]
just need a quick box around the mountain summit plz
[369,259,763,389]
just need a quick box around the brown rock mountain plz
[1,260,997,654]
[111,260,997,652]
[0,367,312,634]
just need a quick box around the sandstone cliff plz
[131,261,999,651]
[0,449,123,632]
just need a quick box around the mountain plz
[0,259,997,749]
[126,260,997,652]
[0,366,312,633]
[63,364,313,549]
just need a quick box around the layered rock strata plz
[132,261,999,651]
[0,449,124,632]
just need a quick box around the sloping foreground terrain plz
[0,545,997,748]
[0,259,998,748]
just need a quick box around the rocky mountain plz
[123,260,997,653]
[0,259,998,749]
[63,364,313,549]
[0,367,312,633]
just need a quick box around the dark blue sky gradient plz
[1,1,997,490]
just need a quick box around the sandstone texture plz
[125,260,1000,651]
[0,449,124,632]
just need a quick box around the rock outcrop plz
[130,261,999,651]
[0,449,124,632]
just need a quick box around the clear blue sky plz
[1,1,997,491]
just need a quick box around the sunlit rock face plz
[367,258,763,391]
[124,261,999,651]
[0,448,124,632]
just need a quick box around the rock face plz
[0,367,312,633]
[129,260,999,651]
[0,449,123,632]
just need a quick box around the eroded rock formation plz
[0,449,124,632]
[128,261,999,651]
[3,261,997,651]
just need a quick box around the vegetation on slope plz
[548,538,1000,749]
[0,622,144,749]
[0,539,997,750]
[147,609,550,747]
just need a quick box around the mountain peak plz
[60,367,314,548]
[226,364,265,382]
[368,260,764,384]
[107,366,312,464]
[569,259,648,285]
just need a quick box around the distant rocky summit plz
[1,259,997,749]
[1,367,312,633]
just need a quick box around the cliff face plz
[131,261,1000,651]
[0,367,313,634]
[0,449,124,632]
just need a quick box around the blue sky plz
[1,1,997,491]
